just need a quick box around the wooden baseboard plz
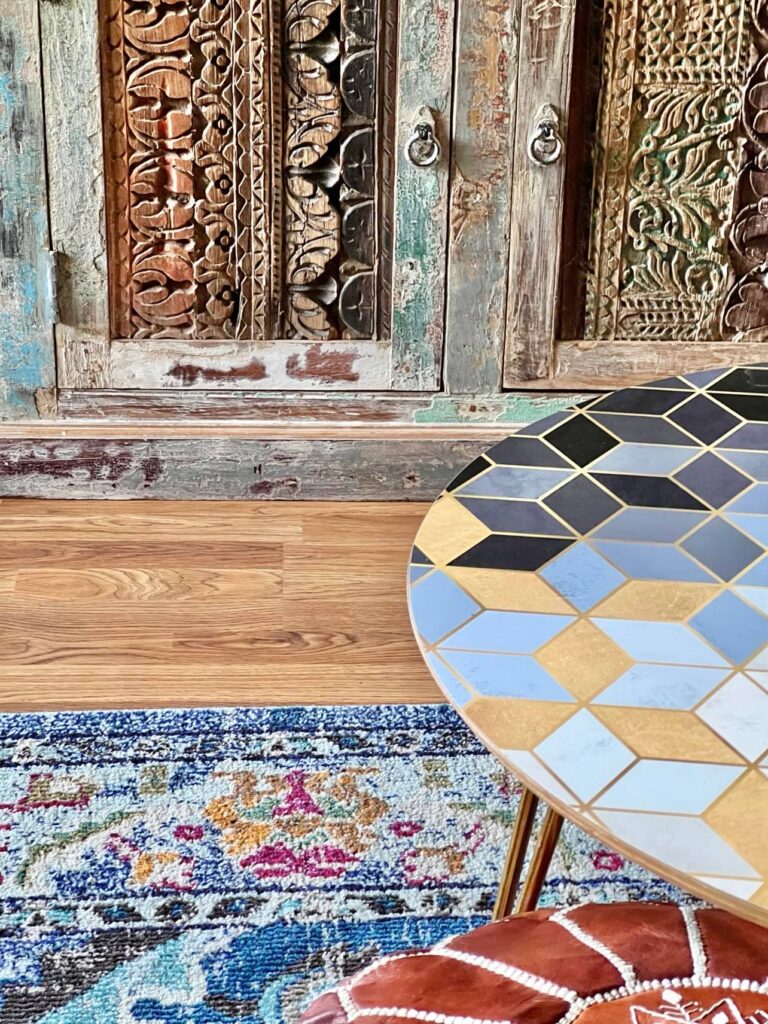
[0,429,506,499]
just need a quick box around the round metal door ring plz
[406,123,441,167]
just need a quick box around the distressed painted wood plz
[0,437,500,500]
[58,337,392,390]
[0,3,56,420]
[522,340,768,389]
[503,0,578,386]
[389,0,455,389]
[39,0,108,352]
[444,0,519,395]
[56,390,585,422]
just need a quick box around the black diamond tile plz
[711,392,768,422]
[545,414,619,467]
[668,394,741,444]
[589,388,689,415]
[458,498,574,535]
[485,436,572,468]
[593,474,707,510]
[445,455,492,492]
[681,518,763,581]
[707,367,768,393]
[673,452,751,508]
[542,475,622,534]
[449,534,574,571]
[411,546,432,565]
[590,413,697,446]
[516,410,573,436]
[639,376,693,390]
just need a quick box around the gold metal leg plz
[492,787,564,921]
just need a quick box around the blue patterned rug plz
[0,704,691,1023]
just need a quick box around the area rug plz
[0,704,693,1024]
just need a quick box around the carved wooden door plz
[504,0,768,389]
[94,0,453,392]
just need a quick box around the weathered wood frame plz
[30,0,561,425]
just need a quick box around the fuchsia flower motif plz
[390,821,423,838]
[174,824,204,841]
[592,849,624,872]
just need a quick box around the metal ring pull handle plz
[406,121,441,168]
[528,103,564,166]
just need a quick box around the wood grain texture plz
[444,0,519,395]
[389,0,455,389]
[503,0,578,385]
[56,390,586,423]
[0,437,495,499]
[0,3,56,419]
[0,500,440,710]
[40,0,109,349]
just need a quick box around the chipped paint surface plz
[390,0,455,390]
[411,391,582,424]
[0,438,500,500]
[444,0,518,395]
[0,7,55,419]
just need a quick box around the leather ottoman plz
[299,902,768,1024]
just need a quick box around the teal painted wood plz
[0,3,55,420]
[390,0,455,390]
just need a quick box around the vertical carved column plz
[282,0,379,340]
[721,3,768,339]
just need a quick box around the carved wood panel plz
[100,0,385,344]
[584,0,752,344]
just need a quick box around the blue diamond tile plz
[438,650,576,701]
[540,543,625,611]
[593,541,716,583]
[409,570,480,644]
[593,618,728,666]
[594,664,730,710]
[441,610,574,653]
[681,517,763,581]
[534,709,635,802]
[690,591,768,664]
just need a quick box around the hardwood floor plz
[0,500,441,711]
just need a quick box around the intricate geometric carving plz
[722,4,768,339]
[101,0,382,343]
[283,0,379,339]
[584,0,752,342]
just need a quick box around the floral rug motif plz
[0,704,691,1023]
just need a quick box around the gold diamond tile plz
[536,620,632,700]
[413,496,490,566]
[592,707,745,765]
[705,769,768,876]
[447,567,575,613]
[592,580,719,621]
[465,697,575,749]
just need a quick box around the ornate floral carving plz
[283,0,379,339]
[585,0,752,342]
[722,5,768,338]
[101,0,382,343]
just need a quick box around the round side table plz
[408,365,768,927]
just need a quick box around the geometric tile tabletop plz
[407,365,768,926]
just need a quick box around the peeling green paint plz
[390,0,455,390]
[412,392,585,424]
[0,7,55,420]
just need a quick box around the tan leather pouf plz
[300,902,768,1024]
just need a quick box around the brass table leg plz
[492,787,564,921]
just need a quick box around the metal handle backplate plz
[528,104,563,166]
[406,108,441,168]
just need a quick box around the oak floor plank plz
[0,499,439,710]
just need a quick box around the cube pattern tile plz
[407,365,768,921]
